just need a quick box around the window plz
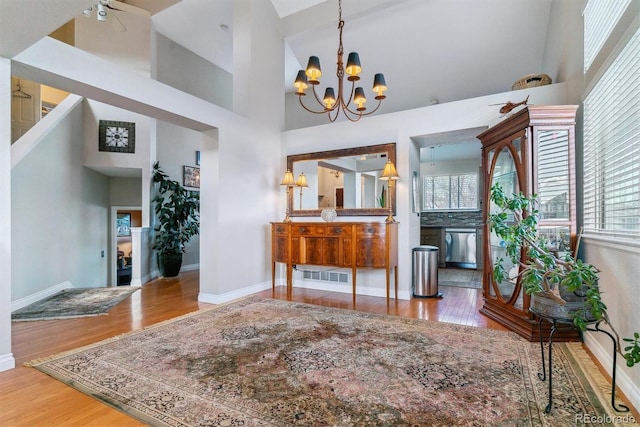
[583,0,630,71]
[422,173,477,210]
[583,2,640,236]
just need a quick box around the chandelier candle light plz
[379,160,400,223]
[293,0,388,122]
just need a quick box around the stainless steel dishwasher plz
[445,228,477,269]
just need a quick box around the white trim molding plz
[198,280,272,305]
[11,281,74,312]
[0,353,16,372]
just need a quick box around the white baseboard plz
[0,353,15,372]
[11,281,74,312]
[292,278,412,300]
[198,278,411,304]
[583,331,640,413]
[182,263,199,272]
[145,264,199,285]
[131,272,152,287]
[198,280,272,305]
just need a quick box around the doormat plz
[27,297,633,426]
[12,287,139,321]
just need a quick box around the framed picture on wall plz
[183,165,200,188]
[98,120,136,154]
[196,150,201,166]
[116,213,131,237]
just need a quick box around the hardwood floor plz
[0,270,504,426]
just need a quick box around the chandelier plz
[293,0,387,122]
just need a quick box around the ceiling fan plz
[82,0,147,32]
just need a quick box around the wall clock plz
[98,120,136,153]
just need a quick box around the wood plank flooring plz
[0,270,505,426]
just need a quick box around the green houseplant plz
[152,162,200,277]
[489,183,640,367]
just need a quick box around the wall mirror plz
[287,143,396,217]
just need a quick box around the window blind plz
[583,0,631,72]
[423,173,478,211]
[537,131,570,220]
[583,26,640,235]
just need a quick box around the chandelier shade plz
[294,0,387,122]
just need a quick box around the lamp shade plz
[280,170,295,186]
[379,160,399,181]
[294,70,308,94]
[305,56,322,83]
[323,87,336,109]
[345,52,362,78]
[372,73,387,99]
[296,172,309,188]
[354,87,367,110]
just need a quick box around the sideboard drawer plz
[356,223,385,236]
[292,225,326,236]
[273,224,288,235]
[327,225,352,236]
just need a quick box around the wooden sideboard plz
[271,222,398,303]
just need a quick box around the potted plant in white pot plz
[489,183,640,368]
[152,162,200,278]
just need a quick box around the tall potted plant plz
[152,162,200,277]
[489,184,640,367]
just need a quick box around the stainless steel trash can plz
[413,245,442,298]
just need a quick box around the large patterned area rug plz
[12,287,139,321]
[27,297,632,426]
[438,268,483,289]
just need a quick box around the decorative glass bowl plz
[321,208,337,222]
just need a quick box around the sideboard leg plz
[271,262,276,297]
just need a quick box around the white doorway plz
[111,206,142,287]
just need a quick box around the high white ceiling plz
[0,0,555,160]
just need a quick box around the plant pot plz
[530,287,596,322]
[158,253,183,278]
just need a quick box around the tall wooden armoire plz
[478,105,579,341]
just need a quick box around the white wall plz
[581,238,640,411]
[541,0,585,106]
[11,100,110,301]
[110,177,142,207]
[282,84,569,299]
[155,120,202,270]
[83,100,152,226]
[420,158,481,176]
[198,0,283,303]
[155,33,233,111]
[0,57,15,371]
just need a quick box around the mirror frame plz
[287,143,396,217]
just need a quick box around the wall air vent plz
[302,269,349,283]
